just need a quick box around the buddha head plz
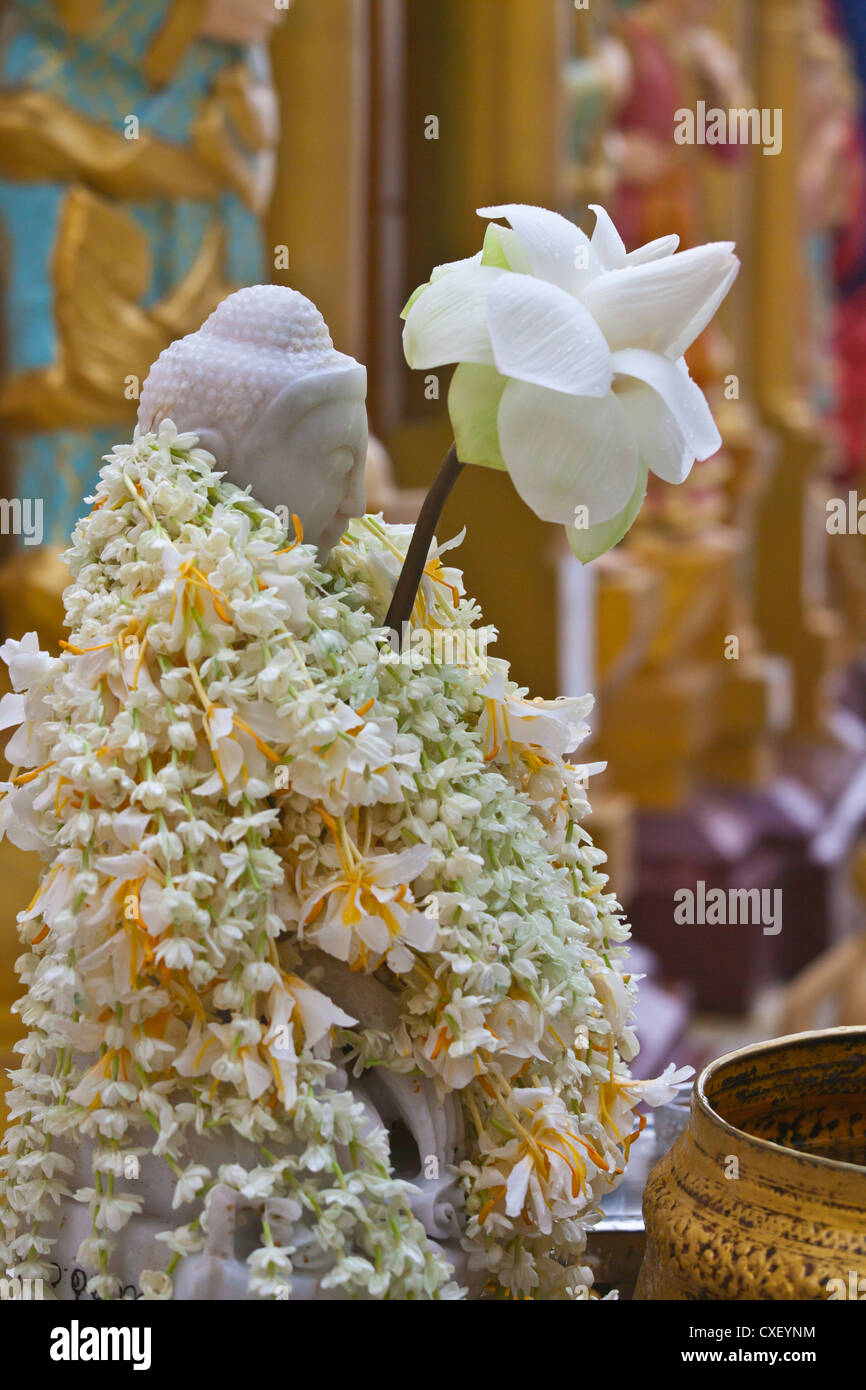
[138,285,368,555]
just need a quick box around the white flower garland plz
[0,421,687,1300]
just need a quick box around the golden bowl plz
[635,1027,866,1300]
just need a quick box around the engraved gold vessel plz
[635,1027,866,1300]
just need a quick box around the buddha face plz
[246,366,369,555]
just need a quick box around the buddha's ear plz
[137,404,232,471]
[185,427,232,469]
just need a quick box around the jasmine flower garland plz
[0,420,687,1300]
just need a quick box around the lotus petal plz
[448,362,508,470]
[567,461,648,563]
[589,204,627,270]
[486,273,612,397]
[498,379,639,526]
[478,203,599,294]
[617,380,691,484]
[481,223,532,274]
[663,258,741,361]
[624,234,680,266]
[612,348,721,473]
[430,251,483,281]
[403,264,502,368]
[580,243,739,355]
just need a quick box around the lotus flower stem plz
[385,442,464,645]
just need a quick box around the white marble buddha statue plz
[91,284,476,1298]
[138,284,369,556]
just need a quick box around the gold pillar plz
[753,0,802,416]
[386,0,571,697]
[453,0,570,222]
[752,0,842,736]
[267,0,371,359]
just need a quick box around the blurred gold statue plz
[0,0,284,544]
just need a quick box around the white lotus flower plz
[403,203,739,560]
